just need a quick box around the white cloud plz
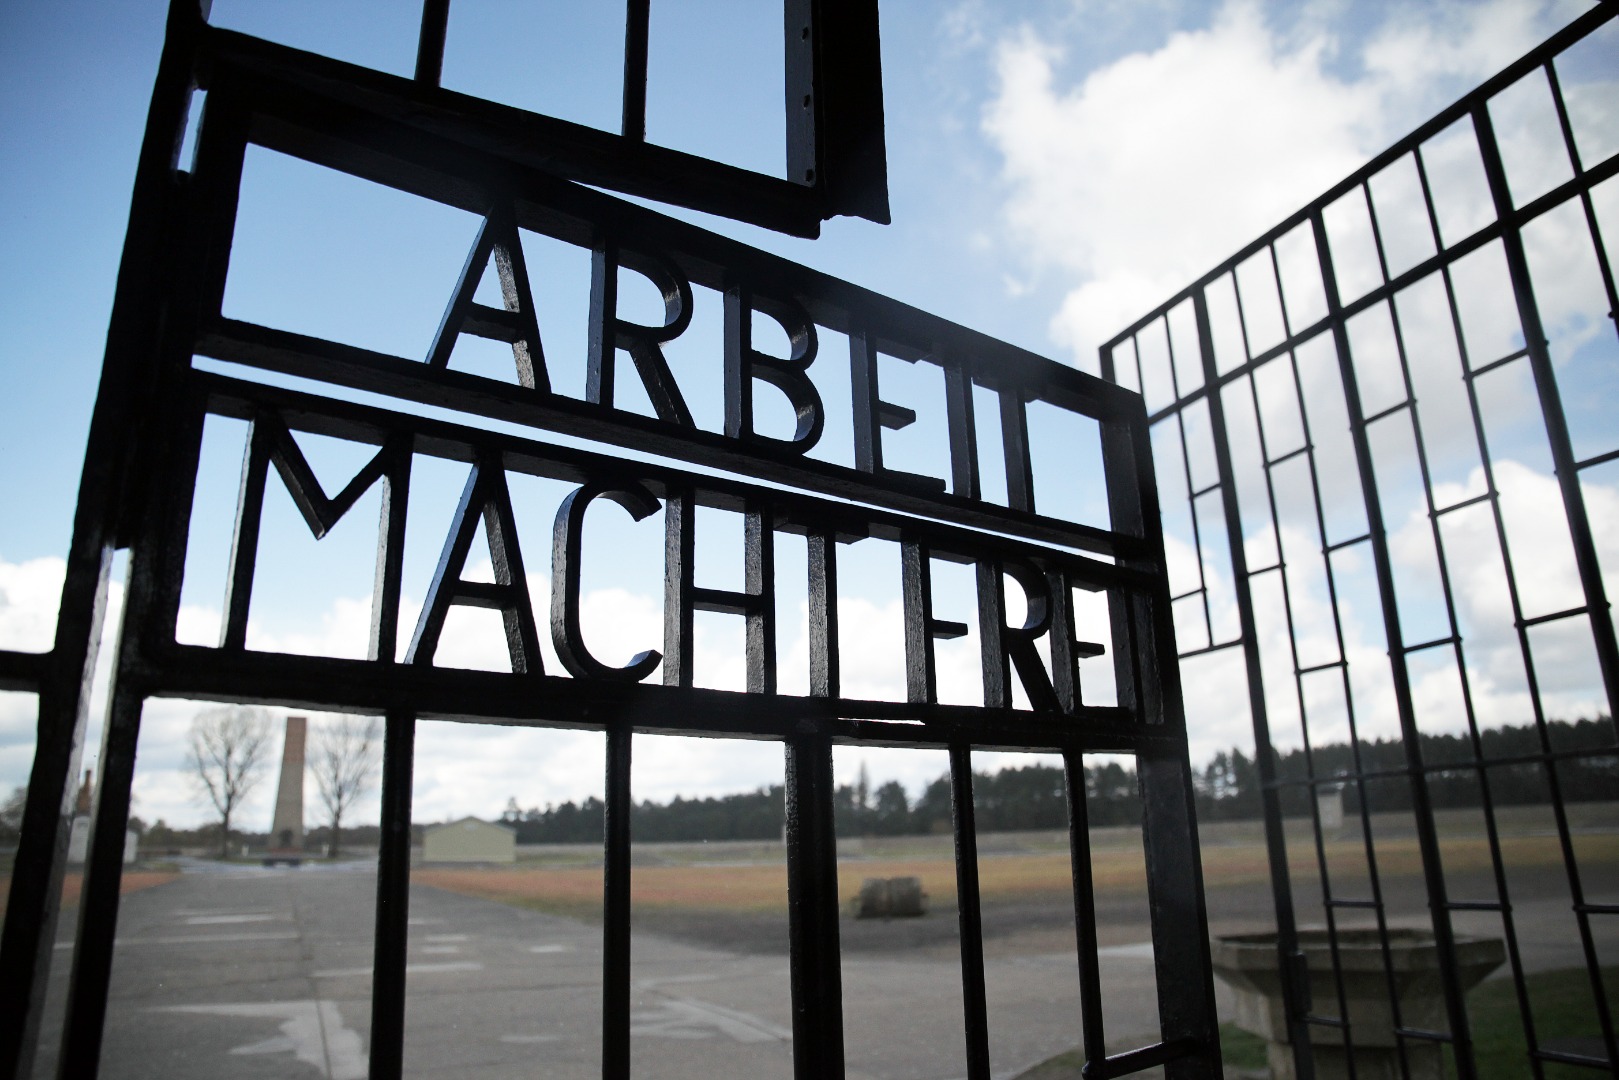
[982,0,1583,370]
[0,553,66,653]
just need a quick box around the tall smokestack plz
[268,715,307,855]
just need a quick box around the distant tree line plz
[495,718,1614,845]
[498,757,1147,844]
[1200,716,1618,821]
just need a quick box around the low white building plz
[422,817,516,864]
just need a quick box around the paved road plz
[32,854,1609,1079]
[34,862,1191,1080]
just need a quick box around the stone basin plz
[1212,928,1505,1079]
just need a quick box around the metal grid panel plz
[1103,8,1619,1078]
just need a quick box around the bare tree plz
[188,705,273,858]
[310,714,381,858]
[0,784,26,846]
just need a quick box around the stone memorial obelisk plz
[266,715,307,864]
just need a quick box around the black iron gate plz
[1102,7,1618,1078]
[0,2,1220,1078]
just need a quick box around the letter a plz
[426,203,551,392]
[406,452,544,674]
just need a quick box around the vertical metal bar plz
[1137,748,1223,1080]
[784,734,844,1080]
[1377,163,1529,1076]
[1063,750,1107,1067]
[414,0,451,87]
[901,539,938,704]
[57,388,207,1079]
[848,326,883,475]
[999,387,1035,513]
[1543,66,1619,396]
[783,0,816,187]
[1228,263,1362,1063]
[1310,207,1475,1078]
[795,0,889,221]
[0,5,204,1073]
[948,742,992,1080]
[1428,207,1549,1079]
[55,689,144,1080]
[368,708,415,1080]
[220,415,270,649]
[621,0,650,142]
[368,444,412,664]
[945,360,981,502]
[1108,351,1222,1080]
[602,722,633,1080]
[745,503,776,695]
[1472,107,1619,718]
[1188,291,1316,1078]
[1156,326,1216,651]
[662,489,695,687]
[806,529,839,699]
[1274,237,1415,1076]
[1473,100,1619,1068]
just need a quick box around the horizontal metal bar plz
[1434,491,1493,515]
[1445,900,1507,912]
[191,369,1147,584]
[1297,658,1347,676]
[1520,605,1592,629]
[1403,635,1459,654]
[1394,1027,1454,1043]
[0,649,47,692]
[1268,740,1619,786]
[1324,533,1373,554]
[1087,1037,1202,1080]
[1465,347,1531,379]
[1533,1047,1613,1069]
[1303,1016,1349,1030]
[198,318,1135,560]
[1267,444,1312,469]
[1324,898,1380,909]
[1361,399,1412,427]
[203,26,828,237]
[204,68,1147,429]
[1175,639,1244,662]
[137,644,1174,754]
[1576,904,1619,916]
[1576,445,1619,472]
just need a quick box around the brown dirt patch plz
[0,870,178,918]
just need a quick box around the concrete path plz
[47,863,1185,1080]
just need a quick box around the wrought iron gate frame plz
[0,2,1222,1078]
[1101,6,1619,1078]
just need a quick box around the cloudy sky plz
[0,0,1609,832]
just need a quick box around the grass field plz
[1466,966,1619,1080]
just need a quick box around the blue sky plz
[1,0,1610,829]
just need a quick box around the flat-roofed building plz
[422,817,516,864]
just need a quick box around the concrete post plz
[267,715,307,863]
